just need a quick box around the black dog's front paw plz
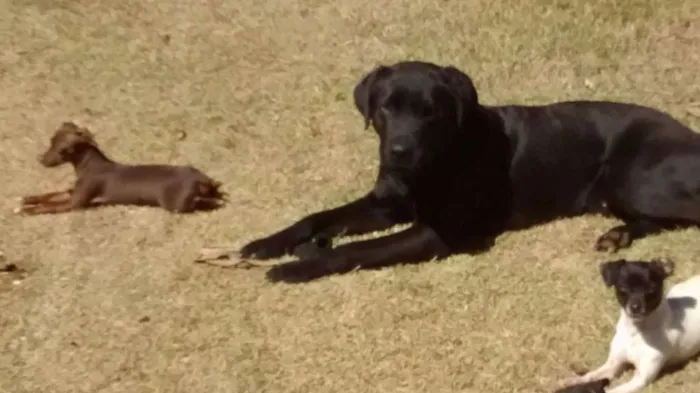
[266,256,350,284]
[292,235,334,259]
[239,235,294,260]
[595,226,631,252]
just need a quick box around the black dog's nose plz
[630,302,642,313]
[390,144,409,157]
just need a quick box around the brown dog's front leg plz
[18,199,75,215]
[20,189,73,206]
[18,182,99,215]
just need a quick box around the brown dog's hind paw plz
[595,227,631,252]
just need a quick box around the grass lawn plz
[1,0,700,392]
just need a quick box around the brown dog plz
[16,122,226,215]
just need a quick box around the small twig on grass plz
[194,247,284,268]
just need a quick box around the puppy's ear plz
[600,259,626,288]
[353,65,391,130]
[650,258,675,279]
[440,66,479,127]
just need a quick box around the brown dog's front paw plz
[595,227,631,252]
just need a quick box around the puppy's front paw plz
[555,376,583,390]
[553,377,610,393]
[595,227,631,252]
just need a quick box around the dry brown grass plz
[1,0,700,392]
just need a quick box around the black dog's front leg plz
[239,192,412,260]
[265,224,450,283]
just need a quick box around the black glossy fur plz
[553,378,610,393]
[240,60,700,283]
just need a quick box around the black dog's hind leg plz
[595,219,665,252]
[265,224,452,283]
[240,192,413,260]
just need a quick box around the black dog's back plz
[553,378,610,393]
[492,100,697,230]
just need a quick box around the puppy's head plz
[600,258,675,321]
[353,61,480,173]
[40,122,97,167]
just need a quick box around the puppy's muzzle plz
[626,299,647,319]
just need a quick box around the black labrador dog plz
[241,60,700,283]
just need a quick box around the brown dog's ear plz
[353,65,391,130]
[649,258,675,279]
[77,127,97,145]
[59,121,79,130]
[600,259,626,288]
[440,66,479,127]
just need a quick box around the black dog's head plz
[353,61,481,173]
[600,258,675,321]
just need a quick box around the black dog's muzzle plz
[384,135,418,170]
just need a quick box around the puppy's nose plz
[630,302,642,313]
[390,144,409,158]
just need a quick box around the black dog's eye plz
[422,106,436,118]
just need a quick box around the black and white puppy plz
[558,259,700,393]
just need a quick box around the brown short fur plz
[17,122,226,215]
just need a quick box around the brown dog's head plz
[40,122,98,167]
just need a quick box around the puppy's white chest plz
[612,329,665,368]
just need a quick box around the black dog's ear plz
[649,258,675,279]
[353,65,391,130]
[440,66,479,127]
[600,259,626,288]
